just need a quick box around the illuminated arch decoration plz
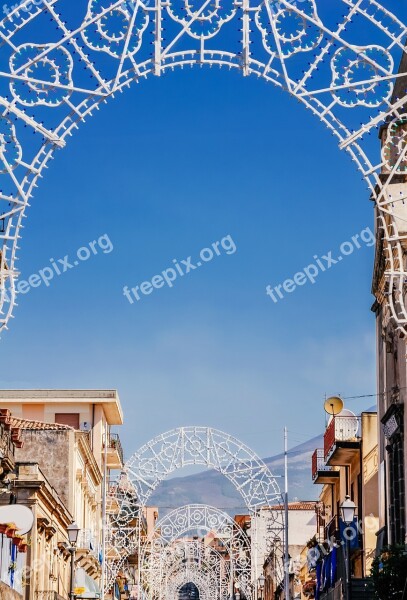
[144,539,230,600]
[0,1,406,332]
[124,426,281,510]
[140,505,252,598]
[106,427,283,596]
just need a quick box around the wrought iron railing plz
[312,449,333,480]
[325,515,339,544]
[77,529,100,558]
[107,433,124,466]
[324,416,361,460]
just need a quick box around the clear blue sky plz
[1,0,406,461]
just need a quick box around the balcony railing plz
[76,529,100,559]
[325,515,339,543]
[105,433,124,468]
[312,449,333,481]
[324,416,361,461]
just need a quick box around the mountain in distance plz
[150,434,323,514]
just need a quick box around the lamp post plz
[340,496,356,600]
[67,522,80,600]
[258,575,265,600]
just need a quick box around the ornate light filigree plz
[0,0,406,332]
[143,539,231,600]
[106,427,284,599]
[140,505,252,598]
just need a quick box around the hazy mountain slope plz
[150,434,323,513]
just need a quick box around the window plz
[55,413,79,429]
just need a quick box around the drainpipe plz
[91,404,95,451]
[101,428,107,600]
[359,443,364,578]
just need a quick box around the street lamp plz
[340,496,356,600]
[67,522,80,600]
[234,581,240,600]
[258,574,265,600]
[340,495,356,525]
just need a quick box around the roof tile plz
[10,417,73,431]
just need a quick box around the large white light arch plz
[165,560,222,600]
[144,539,231,600]
[140,505,252,597]
[0,0,406,332]
[124,426,282,511]
[107,427,283,595]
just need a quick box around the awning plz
[0,504,34,534]
[74,568,101,599]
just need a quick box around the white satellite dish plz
[0,504,34,534]
[328,409,359,441]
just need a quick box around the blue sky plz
[1,0,407,461]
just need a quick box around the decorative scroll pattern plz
[0,1,406,332]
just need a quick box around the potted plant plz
[5,523,17,538]
[18,542,28,553]
[371,544,407,600]
[12,534,23,548]
[306,536,318,549]
[303,580,316,598]
[0,523,8,535]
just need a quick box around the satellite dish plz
[0,504,34,534]
[324,396,344,416]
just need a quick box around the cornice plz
[76,432,102,486]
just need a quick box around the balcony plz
[325,515,340,544]
[104,433,124,470]
[312,449,340,484]
[76,529,100,560]
[324,416,361,466]
[106,481,121,514]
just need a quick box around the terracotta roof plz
[9,417,73,431]
[0,409,24,447]
[272,502,317,511]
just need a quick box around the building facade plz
[251,502,318,600]
[0,390,124,600]
[371,48,407,549]
[0,409,26,600]
[309,408,379,600]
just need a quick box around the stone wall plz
[15,430,71,507]
[0,582,22,600]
